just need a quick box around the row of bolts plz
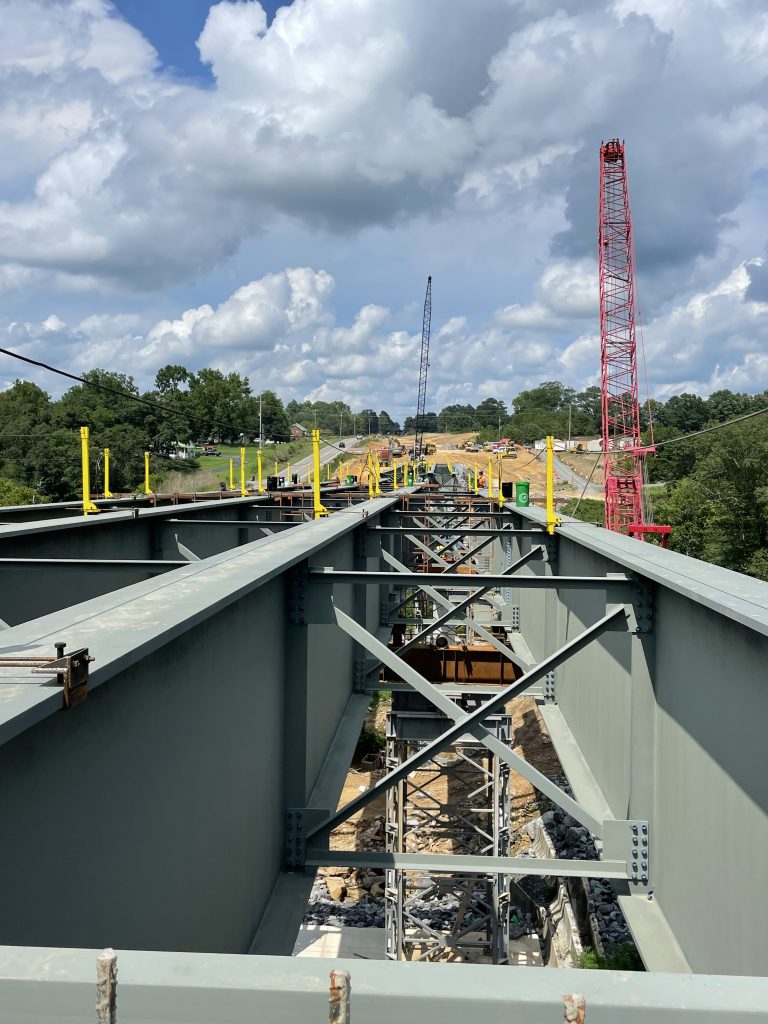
[97,948,587,1022]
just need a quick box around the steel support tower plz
[413,276,432,459]
[384,692,511,964]
[598,139,647,535]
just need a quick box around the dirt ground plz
[556,451,606,486]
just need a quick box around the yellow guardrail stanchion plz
[274,460,279,478]
[546,434,562,536]
[103,447,113,498]
[312,429,329,518]
[367,452,375,499]
[258,448,264,493]
[487,456,492,497]
[240,446,247,497]
[393,460,398,488]
[144,450,152,495]
[80,427,99,515]
[374,453,383,496]
[497,453,504,507]
[229,458,235,491]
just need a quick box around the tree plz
[656,393,708,433]
[437,404,476,432]
[475,398,507,429]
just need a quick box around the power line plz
[653,405,768,448]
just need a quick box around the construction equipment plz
[412,275,432,459]
[598,139,669,543]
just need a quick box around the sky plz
[0,0,767,420]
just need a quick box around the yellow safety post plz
[144,451,152,495]
[487,456,493,496]
[257,448,264,493]
[240,446,247,496]
[80,427,99,515]
[497,453,504,508]
[473,462,479,495]
[103,447,113,498]
[393,460,398,489]
[229,458,235,491]
[312,429,328,518]
[274,460,279,478]
[545,434,562,536]
[367,452,375,499]
[374,453,383,496]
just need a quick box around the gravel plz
[521,806,633,947]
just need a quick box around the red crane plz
[598,138,669,544]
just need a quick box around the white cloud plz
[0,0,764,410]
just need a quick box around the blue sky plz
[113,0,290,83]
[0,0,766,416]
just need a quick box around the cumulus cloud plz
[2,255,767,418]
[0,0,763,302]
[0,0,766,409]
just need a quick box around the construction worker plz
[477,471,486,489]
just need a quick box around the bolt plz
[631,823,638,834]
[55,641,66,659]
[641,861,648,869]
[641,823,648,833]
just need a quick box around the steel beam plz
[310,568,633,589]
[305,848,628,878]
[371,527,546,536]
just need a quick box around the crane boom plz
[413,275,432,459]
[599,139,645,534]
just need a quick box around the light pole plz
[339,410,343,437]
[259,393,263,448]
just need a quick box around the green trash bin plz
[345,474,356,486]
[515,481,530,507]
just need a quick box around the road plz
[553,456,603,499]
[289,437,359,483]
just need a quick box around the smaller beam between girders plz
[371,527,546,536]
[305,849,628,878]
[310,569,632,589]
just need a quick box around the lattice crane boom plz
[413,275,432,458]
[599,139,647,535]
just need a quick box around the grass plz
[156,437,354,491]
[576,943,644,971]
[559,497,605,524]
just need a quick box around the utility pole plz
[259,393,263,448]
[339,410,343,437]
[567,403,572,453]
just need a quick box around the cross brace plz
[304,602,627,842]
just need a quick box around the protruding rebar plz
[96,948,117,1024]
[329,968,351,1023]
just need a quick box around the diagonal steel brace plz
[306,603,627,842]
